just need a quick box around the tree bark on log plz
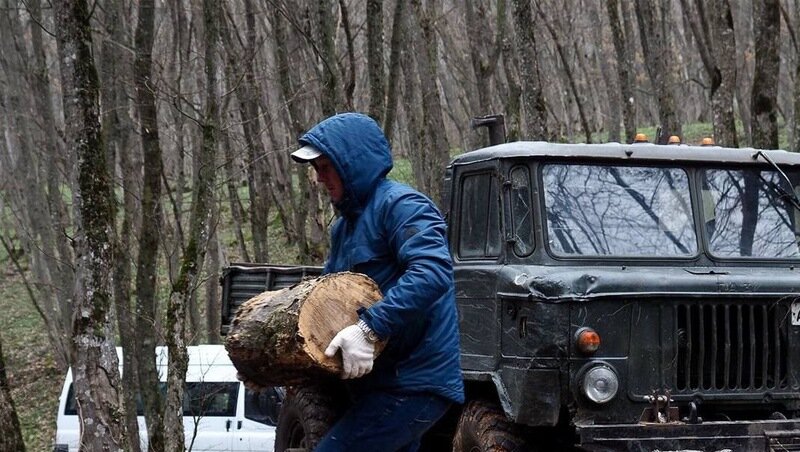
[226,272,384,388]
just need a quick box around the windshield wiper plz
[752,150,800,212]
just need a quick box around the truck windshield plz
[543,164,697,257]
[703,168,800,258]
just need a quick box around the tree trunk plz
[27,0,75,357]
[133,0,166,448]
[794,0,800,152]
[383,0,406,143]
[709,0,739,147]
[751,0,780,150]
[221,126,250,261]
[679,0,738,147]
[635,0,682,143]
[338,0,356,110]
[465,0,506,148]
[511,0,549,140]
[606,0,636,142]
[318,0,339,116]
[226,273,383,388]
[206,229,222,344]
[164,0,219,448]
[99,0,141,449]
[410,0,450,206]
[367,0,385,123]
[53,0,128,449]
[501,24,523,142]
[0,337,25,452]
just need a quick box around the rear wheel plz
[452,400,529,452]
[274,385,340,452]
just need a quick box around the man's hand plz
[324,324,375,379]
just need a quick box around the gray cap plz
[290,145,323,163]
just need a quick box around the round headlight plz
[582,365,619,404]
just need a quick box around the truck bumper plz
[576,419,800,452]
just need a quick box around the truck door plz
[450,160,504,372]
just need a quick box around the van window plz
[64,384,78,415]
[244,387,281,426]
[184,382,238,417]
[65,382,239,417]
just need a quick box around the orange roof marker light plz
[701,137,715,146]
[668,135,681,145]
[633,133,648,143]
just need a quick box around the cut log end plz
[225,272,384,387]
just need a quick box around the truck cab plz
[446,140,800,450]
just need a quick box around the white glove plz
[324,324,375,379]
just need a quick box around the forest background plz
[0,0,797,450]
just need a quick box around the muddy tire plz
[452,400,530,452]
[274,385,339,452]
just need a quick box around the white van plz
[54,345,280,452]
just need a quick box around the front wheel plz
[274,385,340,452]
[452,400,530,452]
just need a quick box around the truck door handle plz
[226,419,232,431]
[238,420,242,430]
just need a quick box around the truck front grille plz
[674,300,790,392]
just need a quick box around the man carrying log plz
[290,112,464,452]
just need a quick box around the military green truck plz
[221,122,800,451]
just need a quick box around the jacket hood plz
[299,113,393,215]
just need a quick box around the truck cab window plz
[510,166,534,256]
[458,172,502,258]
[704,168,800,258]
[543,164,696,256]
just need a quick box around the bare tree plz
[133,0,167,448]
[98,0,142,448]
[53,0,128,449]
[318,0,340,116]
[786,0,800,151]
[410,0,451,206]
[634,0,682,142]
[511,0,549,140]
[164,0,220,447]
[751,0,780,150]
[367,0,385,122]
[384,0,407,142]
[465,0,506,116]
[606,0,637,142]
[680,0,739,147]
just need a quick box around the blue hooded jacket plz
[299,113,464,403]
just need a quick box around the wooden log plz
[225,272,384,388]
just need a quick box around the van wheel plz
[275,385,339,452]
[452,400,529,452]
